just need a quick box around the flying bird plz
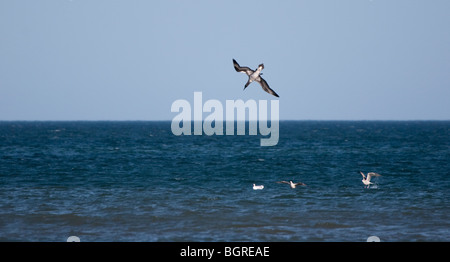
[276,180,307,189]
[233,59,279,97]
[359,171,382,188]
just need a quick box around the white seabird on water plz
[233,59,279,97]
[359,171,381,188]
[253,184,264,190]
[276,180,307,189]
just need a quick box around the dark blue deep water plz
[0,121,449,241]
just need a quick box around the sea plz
[0,121,448,242]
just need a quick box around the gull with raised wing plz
[276,180,307,189]
[359,171,382,188]
[233,59,279,97]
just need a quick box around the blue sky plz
[1,0,449,120]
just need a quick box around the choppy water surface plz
[0,121,448,241]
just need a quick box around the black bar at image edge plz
[0,242,446,260]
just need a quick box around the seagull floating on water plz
[253,184,264,190]
[233,59,279,97]
[276,180,307,189]
[359,171,381,188]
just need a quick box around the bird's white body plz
[249,65,264,83]
[253,184,264,190]
[362,179,372,186]
[288,181,297,188]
